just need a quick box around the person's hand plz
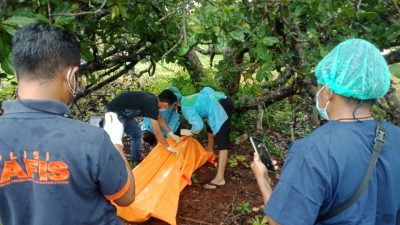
[168,132,180,143]
[251,151,279,183]
[251,151,269,180]
[180,129,193,136]
[167,146,179,155]
[103,112,124,146]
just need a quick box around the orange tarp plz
[115,137,215,225]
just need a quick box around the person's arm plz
[251,152,280,225]
[158,114,180,143]
[103,112,135,206]
[150,118,178,154]
[181,107,203,134]
[167,111,180,133]
[251,158,273,204]
[158,114,172,134]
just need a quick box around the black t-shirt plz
[106,91,159,120]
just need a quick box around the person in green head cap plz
[251,39,400,224]
[141,86,182,146]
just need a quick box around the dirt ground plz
[122,139,283,225]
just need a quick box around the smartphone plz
[88,116,104,128]
[250,137,276,172]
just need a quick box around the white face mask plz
[159,106,168,112]
[315,86,331,120]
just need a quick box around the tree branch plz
[383,48,400,65]
[194,46,221,55]
[236,78,300,112]
[161,34,184,59]
[392,0,400,16]
[136,59,156,77]
[76,64,134,100]
[47,0,52,25]
[384,85,400,126]
[51,0,107,17]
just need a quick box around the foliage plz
[228,154,249,168]
[248,215,269,225]
[191,173,198,185]
[235,201,252,215]
[128,161,136,169]
[389,63,400,79]
[0,79,16,114]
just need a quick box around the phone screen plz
[250,137,276,172]
[88,117,104,128]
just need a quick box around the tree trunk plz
[179,50,205,87]
[219,49,245,96]
[384,85,400,126]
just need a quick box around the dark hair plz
[342,96,374,107]
[342,96,374,120]
[158,89,177,105]
[12,23,80,81]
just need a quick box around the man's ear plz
[63,66,79,80]
[320,86,333,101]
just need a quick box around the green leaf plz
[230,30,244,42]
[358,11,380,20]
[216,36,228,53]
[81,47,94,62]
[262,36,279,46]
[3,16,37,27]
[294,5,307,17]
[0,55,14,75]
[178,44,189,56]
[187,35,197,47]
[0,39,13,75]
[54,16,74,26]
[111,6,120,20]
[0,24,17,36]
[256,70,264,82]
[318,44,327,57]
[389,63,400,78]
[120,6,129,19]
[191,24,204,33]
[36,14,49,24]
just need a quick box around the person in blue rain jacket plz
[178,87,234,190]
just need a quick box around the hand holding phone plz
[250,137,276,172]
[89,116,104,128]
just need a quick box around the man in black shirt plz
[106,90,180,163]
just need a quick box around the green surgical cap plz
[315,39,390,100]
[167,86,182,100]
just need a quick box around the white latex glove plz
[168,132,180,143]
[103,112,124,146]
[180,129,193,136]
[166,146,179,155]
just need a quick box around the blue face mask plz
[316,86,331,120]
